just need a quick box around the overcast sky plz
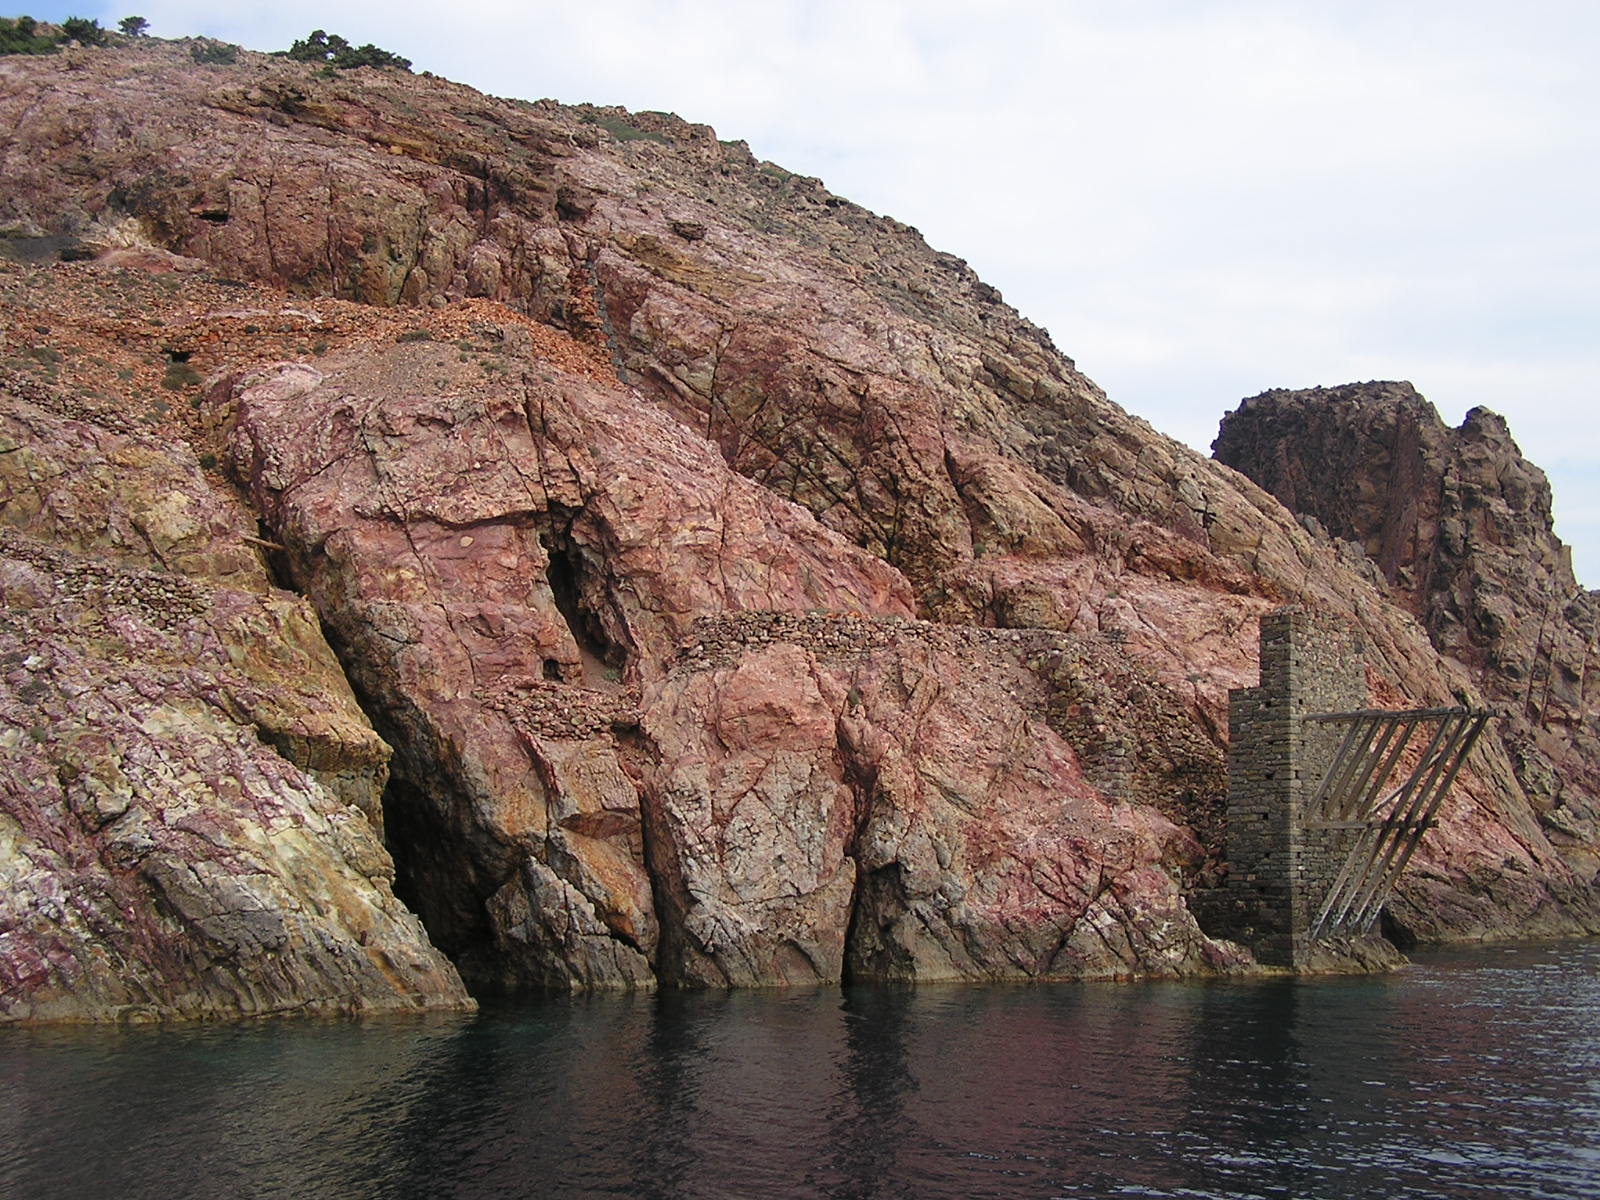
[27,1,1600,585]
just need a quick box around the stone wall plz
[1225,608,1366,966]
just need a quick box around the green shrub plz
[189,38,237,65]
[0,15,60,54]
[337,42,410,70]
[589,114,666,144]
[285,29,410,71]
[60,16,107,46]
[161,357,202,391]
[118,15,148,36]
[284,28,337,61]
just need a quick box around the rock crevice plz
[2,42,1598,1018]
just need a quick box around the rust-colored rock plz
[641,619,1240,985]
[220,332,913,990]
[0,39,1596,1014]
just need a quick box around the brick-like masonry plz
[1225,607,1366,967]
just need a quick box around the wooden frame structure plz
[1304,706,1492,938]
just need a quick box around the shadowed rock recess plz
[2,40,1597,1018]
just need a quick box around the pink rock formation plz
[0,39,1594,1015]
[644,618,1242,985]
[218,328,913,989]
[0,382,471,1021]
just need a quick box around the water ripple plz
[2,943,1599,1198]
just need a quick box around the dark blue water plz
[3,942,1599,1199]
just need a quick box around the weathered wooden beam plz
[1305,712,1375,822]
[1335,713,1419,823]
[1311,709,1490,937]
[1347,711,1491,932]
[1339,712,1469,932]
[1305,706,1478,721]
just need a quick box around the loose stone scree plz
[1223,608,1490,968]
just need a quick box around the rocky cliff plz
[1215,383,1600,882]
[2,39,1596,1019]
[0,326,471,1019]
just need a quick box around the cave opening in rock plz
[842,862,914,985]
[380,770,497,979]
[252,519,297,593]
[541,524,629,687]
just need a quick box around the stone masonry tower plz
[1226,608,1366,967]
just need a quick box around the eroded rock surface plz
[644,616,1242,985]
[0,384,471,1021]
[0,39,1597,1012]
[220,325,912,990]
[217,327,1241,988]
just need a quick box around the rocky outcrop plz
[0,374,471,1021]
[212,316,1244,989]
[645,614,1243,984]
[219,325,913,990]
[1214,383,1600,884]
[0,40,1295,613]
[2,40,1598,1015]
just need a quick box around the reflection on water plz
[3,943,1599,1199]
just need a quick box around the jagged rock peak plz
[1214,380,1600,882]
[1213,379,1567,604]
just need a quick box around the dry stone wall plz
[1223,609,1372,965]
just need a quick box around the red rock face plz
[221,332,915,989]
[1,41,1597,1013]
[216,331,1232,988]
[641,618,1241,986]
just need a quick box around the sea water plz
[3,941,1598,1199]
